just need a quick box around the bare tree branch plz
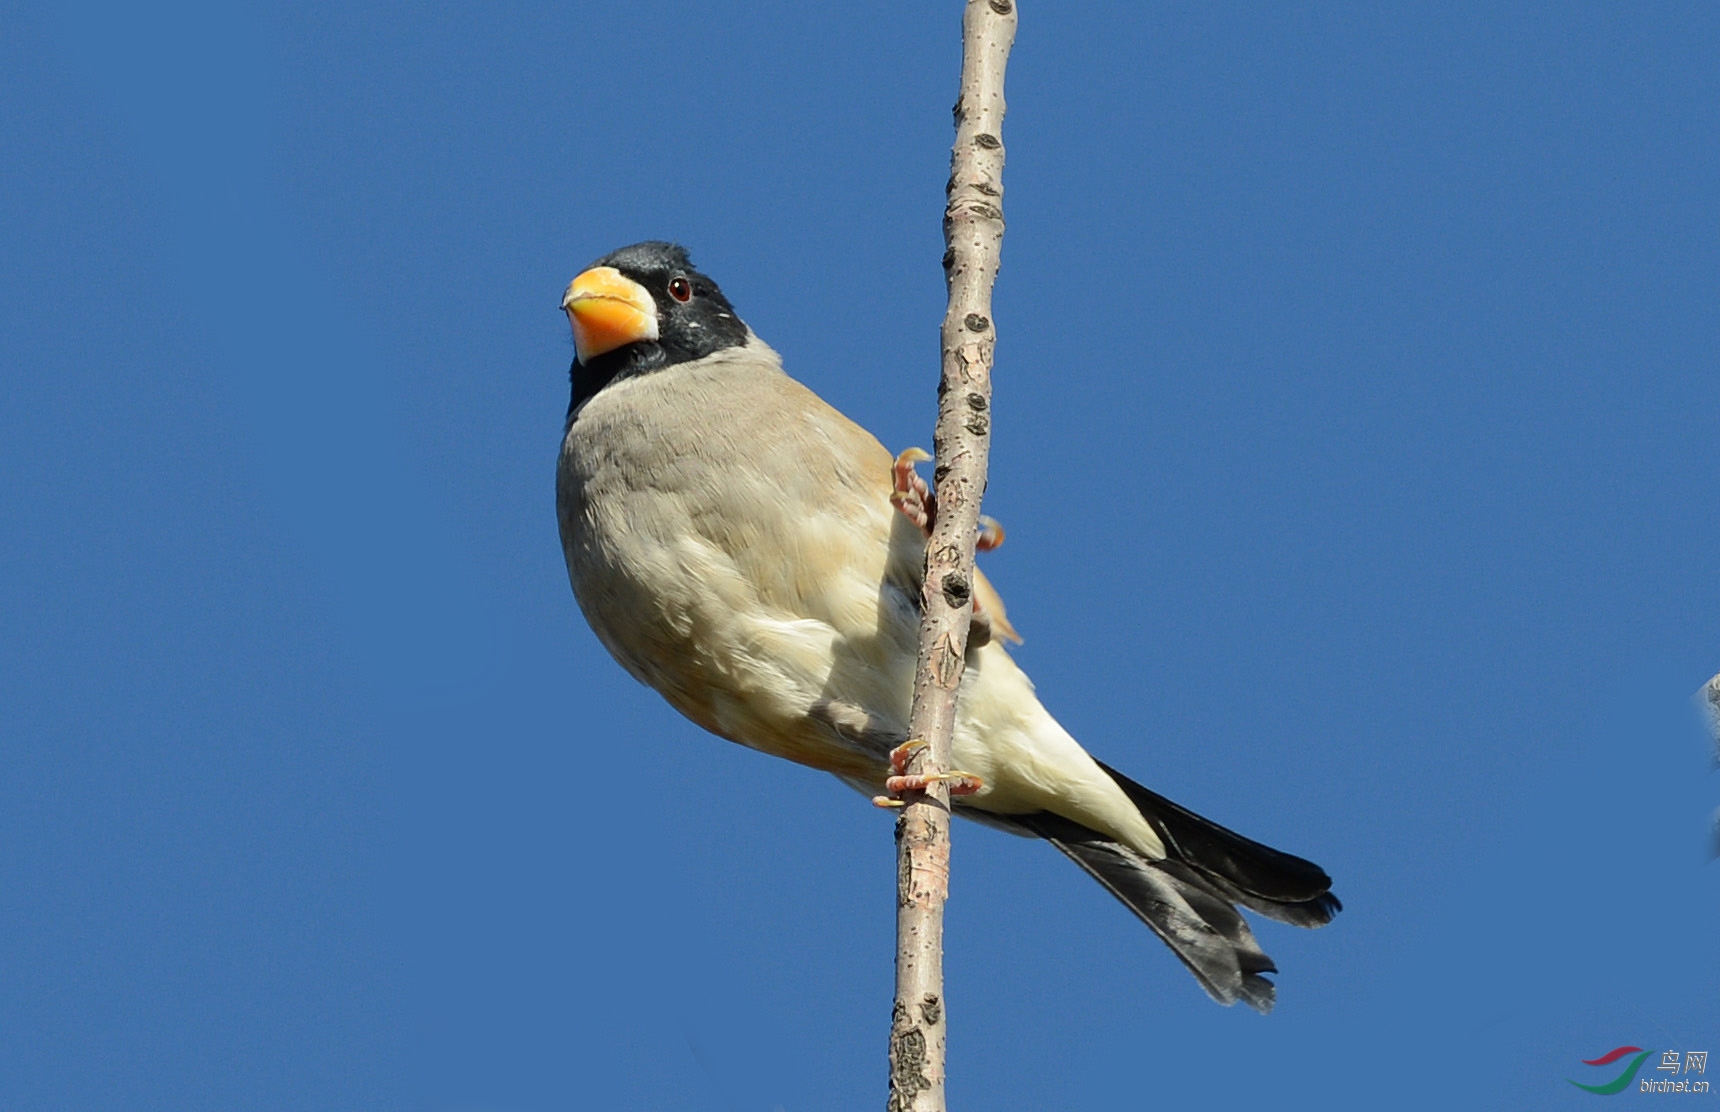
[888,3,1017,1110]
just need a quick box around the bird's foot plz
[885,771,985,796]
[890,447,1006,553]
[890,447,935,534]
[872,740,983,806]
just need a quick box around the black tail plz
[1006,763,1339,1014]
[1094,760,1341,927]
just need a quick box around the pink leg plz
[873,738,985,806]
[890,447,935,534]
[885,771,985,796]
[886,448,1008,647]
[890,448,1005,553]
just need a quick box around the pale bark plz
[888,3,1017,1110]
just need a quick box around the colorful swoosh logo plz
[1569,1046,1654,1095]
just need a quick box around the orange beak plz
[562,266,659,364]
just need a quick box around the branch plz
[888,3,1017,1110]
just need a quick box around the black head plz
[562,241,749,412]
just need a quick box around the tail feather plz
[1094,759,1341,925]
[967,762,1339,1013]
[1022,813,1280,1012]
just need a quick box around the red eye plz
[668,276,693,303]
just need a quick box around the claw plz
[888,738,928,776]
[890,448,936,535]
[939,770,984,793]
[884,771,985,797]
[891,449,1005,556]
[878,741,984,804]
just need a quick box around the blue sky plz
[3,3,1716,1109]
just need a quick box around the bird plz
[555,240,1339,1012]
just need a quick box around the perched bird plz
[555,241,1339,1012]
